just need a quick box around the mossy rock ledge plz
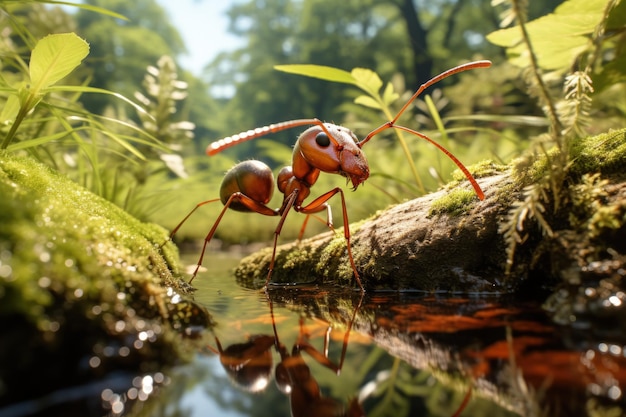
[236,168,514,292]
[236,129,626,311]
[0,152,209,407]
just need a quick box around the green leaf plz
[381,82,399,107]
[424,94,448,143]
[486,0,607,71]
[274,64,355,85]
[351,67,383,96]
[354,95,382,110]
[6,128,76,151]
[29,33,90,93]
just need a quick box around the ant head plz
[296,123,369,190]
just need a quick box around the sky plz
[157,0,243,76]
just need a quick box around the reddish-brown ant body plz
[205,294,365,416]
[204,294,473,416]
[169,60,492,291]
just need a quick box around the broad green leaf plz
[486,0,608,71]
[354,95,382,110]
[29,33,89,93]
[351,68,383,96]
[274,64,355,85]
[381,82,399,107]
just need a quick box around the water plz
[170,253,495,417]
[161,253,626,417]
[4,252,625,416]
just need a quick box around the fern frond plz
[500,181,554,274]
[558,71,594,139]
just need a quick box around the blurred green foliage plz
[1,0,624,248]
[1,2,625,414]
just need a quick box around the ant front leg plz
[162,198,220,248]
[298,187,364,292]
[296,206,335,242]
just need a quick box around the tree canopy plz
[74,0,187,113]
[202,0,563,159]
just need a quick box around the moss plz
[452,159,507,181]
[510,146,562,185]
[509,128,626,186]
[569,128,626,176]
[428,188,478,217]
[441,159,508,196]
[0,152,212,404]
[316,232,354,282]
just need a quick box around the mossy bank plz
[235,129,626,311]
[0,152,210,407]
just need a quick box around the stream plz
[4,252,625,417]
[162,253,626,417]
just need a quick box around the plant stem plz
[381,105,426,195]
[1,105,29,149]
[511,0,563,145]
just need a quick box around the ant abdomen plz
[220,160,275,212]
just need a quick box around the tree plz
[204,0,415,160]
[74,0,186,114]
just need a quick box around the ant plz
[205,293,365,416]
[204,293,474,417]
[169,60,492,291]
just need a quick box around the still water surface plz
[4,253,625,417]
[163,253,626,417]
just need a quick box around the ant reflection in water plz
[206,294,365,417]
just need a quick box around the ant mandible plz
[169,60,492,291]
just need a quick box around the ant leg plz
[190,193,278,284]
[452,386,473,417]
[300,188,364,291]
[296,291,364,375]
[265,190,298,289]
[161,198,220,248]
[296,204,334,242]
[296,214,312,242]
[336,291,364,372]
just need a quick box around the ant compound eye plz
[315,132,331,147]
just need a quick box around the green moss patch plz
[0,152,211,406]
[569,128,626,176]
[429,188,479,217]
